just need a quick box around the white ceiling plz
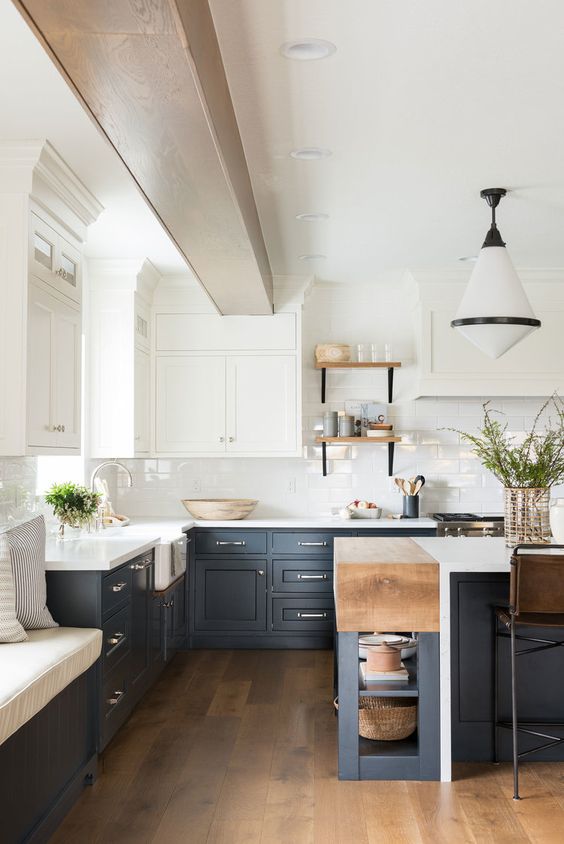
[209,0,564,283]
[0,1,189,275]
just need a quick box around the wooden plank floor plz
[50,650,564,844]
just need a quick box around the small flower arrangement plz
[45,482,101,536]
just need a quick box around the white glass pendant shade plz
[453,246,540,359]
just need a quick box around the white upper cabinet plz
[27,280,81,452]
[0,141,102,456]
[155,356,226,453]
[410,272,564,397]
[153,292,302,457]
[88,260,160,459]
[226,356,297,453]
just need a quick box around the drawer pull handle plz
[297,612,328,619]
[297,573,327,580]
[130,561,151,570]
[216,540,246,546]
[297,541,327,547]
[112,582,127,592]
[107,690,125,706]
[107,632,125,646]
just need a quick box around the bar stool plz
[494,543,564,799]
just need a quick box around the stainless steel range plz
[432,512,504,538]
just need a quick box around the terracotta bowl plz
[181,498,258,520]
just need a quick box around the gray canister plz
[338,414,355,437]
[323,411,338,437]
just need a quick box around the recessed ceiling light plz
[280,39,336,61]
[299,254,326,261]
[296,213,329,222]
[458,255,478,262]
[290,147,332,160]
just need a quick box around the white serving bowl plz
[350,507,382,519]
[181,498,258,520]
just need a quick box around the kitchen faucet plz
[90,459,133,491]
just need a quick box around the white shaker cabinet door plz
[156,356,226,453]
[27,282,58,449]
[53,300,81,449]
[226,355,297,454]
[27,281,81,451]
[134,347,150,454]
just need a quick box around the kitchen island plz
[334,536,564,782]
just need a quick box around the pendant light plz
[451,188,541,358]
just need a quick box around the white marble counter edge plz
[189,517,437,529]
[413,537,512,783]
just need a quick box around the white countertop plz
[189,517,438,530]
[45,535,161,571]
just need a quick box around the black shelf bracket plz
[320,365,396,404]
[320,440,395,477]
[388,441,395,477]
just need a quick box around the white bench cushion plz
[0,627,102,745]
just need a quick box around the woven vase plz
[503,487,551,547]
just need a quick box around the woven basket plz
[335,697,417,741]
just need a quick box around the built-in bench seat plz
[0,627,102,746]
[0,627,102,844]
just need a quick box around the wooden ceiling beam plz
[13,0,273,314]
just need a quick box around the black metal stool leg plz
[511,616,520,800]
[493,612,499,764]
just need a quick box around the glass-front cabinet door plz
[29,212,81,304]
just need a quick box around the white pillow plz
[0,532,27,643]
[8,516,58,630]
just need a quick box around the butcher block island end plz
[334,537,441,781]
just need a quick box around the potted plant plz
[449,395,564,546]
[45,482,101,539]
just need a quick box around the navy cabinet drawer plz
[195,530,267,555]
[272,559,333,593]
[272,598,335,632]
[102,605,130,675]
[272,532,350,555]
[102,567,132,617]
[101,663,130,743]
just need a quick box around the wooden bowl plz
[181,498,258,520]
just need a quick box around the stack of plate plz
[358,633,417,660]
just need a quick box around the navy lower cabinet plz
[46,549,177,751]
[451,572,564,762]
[187,527,437,649]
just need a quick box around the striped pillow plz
[8,516,58,630]
[0,532,27,643]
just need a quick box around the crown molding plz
[0,139,103,229]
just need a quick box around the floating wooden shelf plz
[315,436,402,476]
[315,360,402,403]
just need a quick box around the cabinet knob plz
[228,436,234,442]
[257,570,264,576]
[106,690,124,706]
[55,267,68,280]
[112,582,127,592]
[219,436,224,442]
